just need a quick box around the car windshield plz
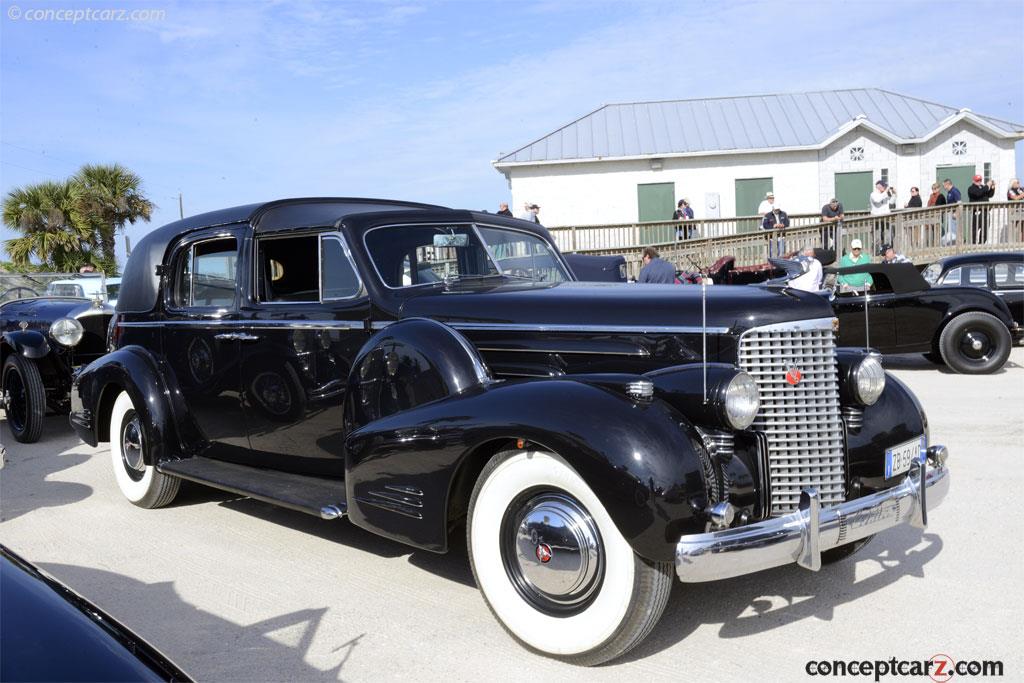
[922,263,941,285]
[46,283,85,297]
[365,223,570,288]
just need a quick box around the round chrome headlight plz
[852,354,886,405]
[50,317,84,347]
[724,371,760,429]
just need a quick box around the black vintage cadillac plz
[70,198,950,665]
[1,292,114,443]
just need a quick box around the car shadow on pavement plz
[0,416,93,523]
[216,497,477,588]
[619,526,943,663]
[881,353,1020,374]
[37,562,359,681]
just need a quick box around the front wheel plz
[938,312,1011,374]
[109,391,180,508]
[2,354,46,443]
[467,449,672,666]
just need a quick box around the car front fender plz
[344,378,709,562]
[2,330,51,360]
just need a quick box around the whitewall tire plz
[109,391,180,508]
[467,449,672,665]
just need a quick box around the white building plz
[493,89,1024,227]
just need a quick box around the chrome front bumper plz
[675,448,950,582]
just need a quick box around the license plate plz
[885,436,925,479]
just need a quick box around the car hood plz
[1,298,110,333]
[398,281,834,334]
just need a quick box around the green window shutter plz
[834,171,873,211]
[637,182,675,222]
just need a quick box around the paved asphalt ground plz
[2,350,1023,681]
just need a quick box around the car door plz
[240,229,369,476]
[992,260,1024,327]
[161,229,250,459]
[834,291,897,350]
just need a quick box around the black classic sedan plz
[828,262,1018,373]
[70,198,949,665]
[1,295,114,443]
[922,251,1024,332]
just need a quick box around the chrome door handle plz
[214,332,261,342]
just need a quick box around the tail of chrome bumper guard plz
[675,446,950,583]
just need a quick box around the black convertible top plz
[117,197,446,313]
[824,262,929,294]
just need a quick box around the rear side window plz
[172,237,239,308]
[994,262,1024,288]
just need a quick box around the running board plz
[158,456,347,520]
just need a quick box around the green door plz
[834,171,873,212]
[735,177,774,217]
[936,165,976,199]
[637,182,675,222]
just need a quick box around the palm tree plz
[75,164,154,274]
[2,181,96,271]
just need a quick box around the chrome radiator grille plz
[738,320,846,516]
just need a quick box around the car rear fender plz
[73,345,180,464]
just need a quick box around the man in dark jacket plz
[762,207,790,257]
[967,175,996,243]
[637,247,676,284]
[497,202,513,216]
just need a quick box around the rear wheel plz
[2,354,46,443]
[467,449,672,666]
[938,312,1011,374]
[109,391,180,508]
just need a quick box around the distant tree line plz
[2,164,154,274]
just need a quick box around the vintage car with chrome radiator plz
[1,289,114,443]
[69,198,950,665]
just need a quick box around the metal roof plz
[495,89,1024,165]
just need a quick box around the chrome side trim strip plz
[475,346,650,357]
[448,322,732,334]
[119,320,366,330]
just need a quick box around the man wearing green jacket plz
[838,238,873,292]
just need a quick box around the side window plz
[171,237,238,308]
[257,235,319,303]
[994,262,1024,289]
[939,267,961,286]
[321,236,362,299]
[965,265,987,287]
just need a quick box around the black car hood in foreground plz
[399,281,834,333]
[0,545,190,682]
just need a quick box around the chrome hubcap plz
[501,491,604,614]
[960,330,993,362]
[121,412,146,479]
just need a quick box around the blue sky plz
[1,0,1022,265]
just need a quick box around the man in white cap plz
[756,191,775,216]
[837,238,873,292]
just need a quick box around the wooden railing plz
[560,202,1024,280]
[547,210,869,252]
